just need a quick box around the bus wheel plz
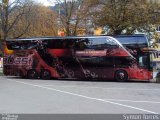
[27,69,38,79]
[40,70,51,80]
[115,70,128,82]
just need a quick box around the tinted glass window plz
[114,57,131,67]
[6,37,121,50]
[114,36,147,45]
[58,57,79,67]
[79,57,114,67]
[47,39,89,49]
[6,40,38,50]
[47,39,65,49]
[87,37,119,49]
[138,56,148,68]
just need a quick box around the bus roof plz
[6,34,149,47]
[111,34,147,37]
[6,36,111,41]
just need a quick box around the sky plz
[9,0,56,6]
[35,0,73,6]
[35,0,56,6]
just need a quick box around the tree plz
[18,4,58,37]
[0,1,58,53]
[49,0,91,36]
[0,0,33,51]
[88,0,160,35]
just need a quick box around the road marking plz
[8,79,159,114]
[103,99,160,104]
[42,85,160,91]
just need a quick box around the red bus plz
[3,36,152,81]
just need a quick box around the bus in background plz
[3,36,152,81]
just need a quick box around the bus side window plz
[10,41,22,49]
[88,38,105,49]
[139,56,147,67]
[68,40,76,49]
[103,57,114,67]
[114,57,131,68]
[62,40,67,48]
[78,42,85,49]
[6,42,14,50]
[76,39,89,50]
[47,40,62,49]
[139,57,143,67]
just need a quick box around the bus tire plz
[40,69,51,80]
[27,69,38,79]
[114,70,128,82]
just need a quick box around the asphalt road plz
[0,76,160,114]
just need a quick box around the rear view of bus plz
[3,36,152,81]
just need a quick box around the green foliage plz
[0,0,58,52]
[89,0,160,35]
[151,32,160,48]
